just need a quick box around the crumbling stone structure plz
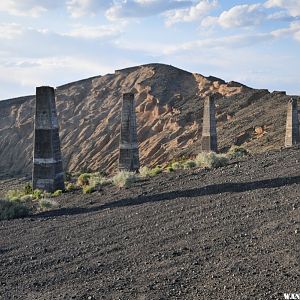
[119,93,140,172]
[285,97,300,147]
[201,95,217,152]
[32,86,65,192]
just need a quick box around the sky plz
[0,0,300,100]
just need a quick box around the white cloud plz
[106,0,192,20]
[164,32,275,54]
[0,22,123,59]
[0,56,113,90]
[0,22,142,99]
[0,0,61,17]
[267,10,295,21]
[164,0,217,26]
[272,20,300,41]
[63,24,121,39]
[66,0,112,18]
[116,30,279,59]
[202,3,266,28]
[265,0,300,17]
[0,23,23,39]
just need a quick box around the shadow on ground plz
[34,175,300,219]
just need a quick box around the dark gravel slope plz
[1,147,299,300]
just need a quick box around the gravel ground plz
[0,146,299,300]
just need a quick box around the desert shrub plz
[227,146,249,158]
[148,166,163,177]
[77,173,91,187]
[24,183,33,195]
[82,185,95,194]
[89,176,111,188]
[20,195,34,202]
[39,198,58,211]
[171,162,182,170]
[166,166,174,172]
[76,172,111,188]
[5,189,24,202]
[66,183,76,191]
[139,166,163,177]
[52,190,63,197]
[33,189,43,199]
[195,152,229,169]
[183,160,197,169]
[139,166,151,177]
[0,199,31,220]
[112,171,138,188]
[6,187,45,202]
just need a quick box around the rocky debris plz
[0,146,299,299]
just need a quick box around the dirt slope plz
[0,63,298,177]
[0,146,299,299]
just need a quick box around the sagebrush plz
[0,199,31,220]
[227,146,249,158]
[195,152,228,169]
[112,171,138,188]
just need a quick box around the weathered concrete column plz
[119,93,140,172]
[201,95,217,152]
[32,86,65,192]
[285,97,300,147]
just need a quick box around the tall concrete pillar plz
[201,95,217,152]
[119,93,140,172]
[32,86,65,192]
[285,98,300,147]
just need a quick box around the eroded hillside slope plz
[0,63,297,176]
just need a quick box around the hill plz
[0,63,298,177]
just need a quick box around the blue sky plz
[0,0,300,99]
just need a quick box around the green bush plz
[171,162,182,170]
[66,182,76,191]
[112,171,138,188]
[149,166,163,177]
[0,199,31,220]
[6,187,44,202]
[77,173,91,187]
[183,160,197,169]
[227,146,249,158]
[82,185,95,194]
[166,166,174,172]
[89,176,111,188]
[52,190,63,197]
[33,189,43,199]
[39,198,58,211]
[139,166,151,177]
[195,152,229,169]
[20,195,33,202]
[139,166,163,177]
[5,187,58,203]
[24,183,33,195]
[5,189,24,202]
[76,172,111,189]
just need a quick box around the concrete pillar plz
[119,93,140,172]
[201,95,217,152]
[32,86,65,192]
[285,98,300,147]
